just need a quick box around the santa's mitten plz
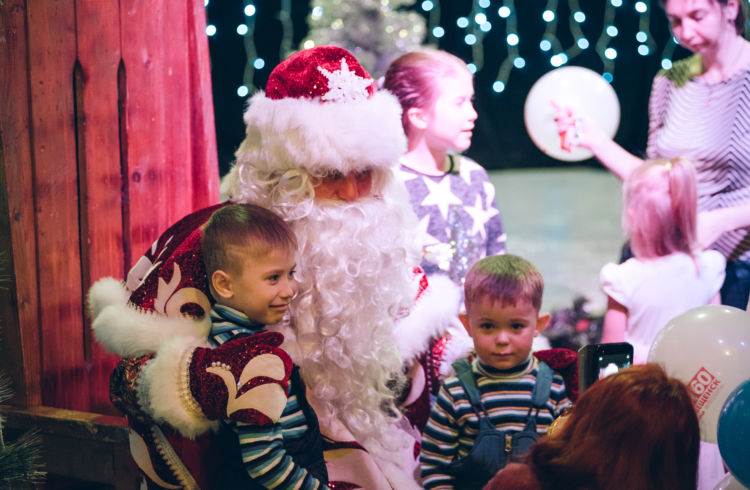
[141,332,292,438]
[534,348,579,402]
[188,332,293,425]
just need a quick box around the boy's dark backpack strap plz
[452,358,483,408]
[509,361,555,462]
[286,366,328,485]
[531,361,553,408]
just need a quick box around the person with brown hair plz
[484,364,700,490]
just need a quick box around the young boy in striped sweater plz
[201,203,329,489]
[419,254,571,490]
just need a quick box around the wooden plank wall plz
[0,0,219,414]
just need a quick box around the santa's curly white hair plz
[223,154,422,449]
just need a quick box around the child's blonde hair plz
[623,156,697,259]
[464,254,544,313]
[383,49,472,139]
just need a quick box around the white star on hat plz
[318,58,372,102]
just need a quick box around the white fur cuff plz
[395,274,463,362]
[91,302,211,357]
[87,277,130,319]
[440,324,475,378]
[140,336,218,438]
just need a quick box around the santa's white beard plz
[285,195,418,452]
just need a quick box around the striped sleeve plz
[549,371,571,417]
[234,378,327,489]
[420,380,463,489]
[207,310,326,488]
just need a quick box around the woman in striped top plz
[558,0,750,310]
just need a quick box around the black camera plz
[578,342,634,392]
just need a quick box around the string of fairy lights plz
[419,0,669,85]
[203,0,691,97]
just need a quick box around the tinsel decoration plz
[445,204,482,287]
[301,0,427,79]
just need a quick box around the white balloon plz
[524,66,620,162]
[648,305,750,443]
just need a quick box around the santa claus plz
[89,46,469,489]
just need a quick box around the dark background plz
[205,1,690,176]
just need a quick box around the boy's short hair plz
[464,254,544,312]
[201,203,297,276]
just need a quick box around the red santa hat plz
[234,45,407,177]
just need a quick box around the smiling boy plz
[201,203,329,489]
[419,254,571,490]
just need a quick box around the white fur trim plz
[394,274,462,362]
[235,90,406,176]
[87,277,130,319]
[375,455,422,490]
[141,335,218,438]
[91,302,211,357]
[439,324,475,378]
[361,424,422,490]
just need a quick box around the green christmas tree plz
[302,0,426,78]
[0,374,45,487]
[0,254,45,487]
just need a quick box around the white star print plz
[459,162,473,185]
[464,195,500,239]
[318,58,372,102]
[396,166,420,183]
[421,177,463,220]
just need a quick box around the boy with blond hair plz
[420,254,571,490]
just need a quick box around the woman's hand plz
[551,101,642,180]
[552,101,582,152]
[551,101,614,154]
